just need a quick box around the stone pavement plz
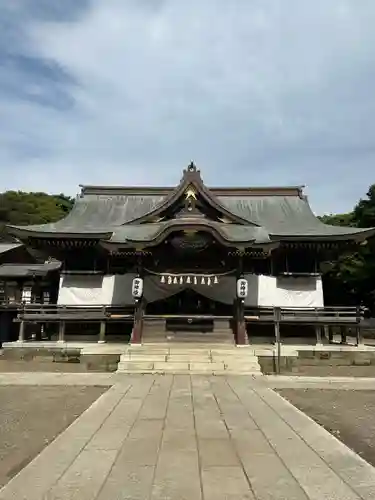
[1,374,375,499]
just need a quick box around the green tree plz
[354,185,375,228]
[0,191,74,241]
[321,184,375,312]
[319,212,355,227]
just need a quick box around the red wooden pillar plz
[131,253,145,344]
[235,253,248,345]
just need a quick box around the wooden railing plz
[245,306,362,326]
[3,303,366,350]
[8,304,363,325]
[14,304,134,323]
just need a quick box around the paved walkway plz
[1,374,375,499]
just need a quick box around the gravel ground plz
[0,385,108,488]
[278,388,375,466]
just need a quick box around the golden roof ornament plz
[185,186,197,200]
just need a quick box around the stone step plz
[117,361,261,372]
[189,362,225,371]
[142,329,235,344]
[116,357,262,374]
[126,354,167,361]
[168,348,212,354]
[128,348,170,355]
[117,361,155,371]
[211,354,256,360]
[166,354,211,362]
[224,363,262,372]
[166,338,233,344]
[211,348,256,355]
[153,362,190,371]
[116,343,262,374]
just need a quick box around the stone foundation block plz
[82,354,120,372]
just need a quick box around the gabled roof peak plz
[127,162,252,225]
[179,161,203,185]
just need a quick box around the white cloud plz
[1,0,375,214]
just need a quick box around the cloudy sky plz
[1,0,374,214]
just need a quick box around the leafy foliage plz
[354,185,375,228]
[321,184,375,312]
[0,191,74,241]
[318,212,356,227]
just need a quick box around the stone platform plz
[2,341,375,375]
[117,344,262,374]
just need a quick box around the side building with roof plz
[0,243,61,343]
[6,163,375,344]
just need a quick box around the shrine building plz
[6,163,374,345]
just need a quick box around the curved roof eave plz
[6,225,112,240]
[102,221,266,248]
[270,227,375,242]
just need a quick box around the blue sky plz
[1,0,375,215]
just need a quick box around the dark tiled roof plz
[6,180,374,242]
[0,262,61,278]
[0,243,23,255]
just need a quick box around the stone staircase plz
[116,344,262,375]
[141,318,235,344]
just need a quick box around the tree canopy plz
[0,191,74,241]
[320,184,375,312]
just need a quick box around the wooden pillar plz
[236,299,248,345]
[236,253,248,345]
[17,303,25,342]
[328,325,334,343]
[315,325,323,346]
[131,254,144,344]
[131,299,144,344]
[340,325,347,344]
[232,299,238,342]
[98,306,106,343]
[17,321,25,342]
[356,306,364,346]
[58,321,65,343]
[274,307,281,374]
[98,322,106,343]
